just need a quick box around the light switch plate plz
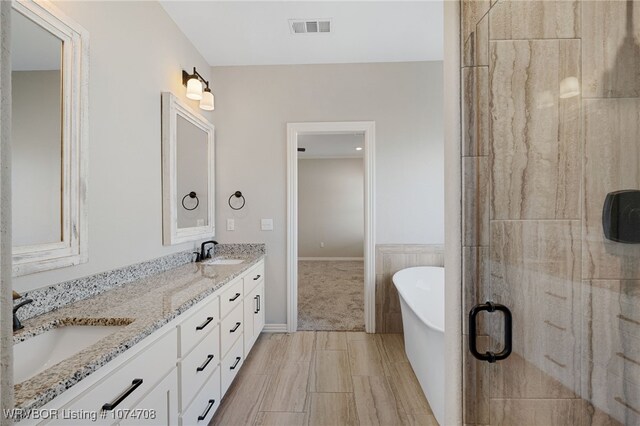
[227,219,235,231]
[261,219,274,231]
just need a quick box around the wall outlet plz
[261,219,274,231]
[196,219,205,227]
[320,242,324,248]
[227,218,235,231]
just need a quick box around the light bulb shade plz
[200,90,215,111]
[559,76,580,99]
[186,77,203,100]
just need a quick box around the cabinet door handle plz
[257,294,261,312]
[196,354,215,372]
[229,293,241,302]
[230,322,241,333]
[196,317,214,331]
[253,274,261,281]
[254,295,259,314]
[230,356,241,370]
[102,379,143,411]
[197,399,216,421]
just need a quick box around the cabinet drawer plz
[220,303,243,358]
[178,295,219,357]
[243,261,264,294]
[120,367,178,426]
[180,367,221,426]
[220,278,243,319]
[56,329,177,425]
[221,336,244,396]
[179,325,220,410]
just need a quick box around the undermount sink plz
[202,258,244,265]
[14,325,125,384]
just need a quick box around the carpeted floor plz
[297,260,364,331]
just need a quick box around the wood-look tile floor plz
[210,332,438,426]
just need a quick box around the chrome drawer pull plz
[196,317,214,331]
[196,354,214,372]
[229,293,241,302]
[230,356,241,370]
[253,274,261,281]
[197,399,216,421]
[230,322,241,333]
[102,379,143,411]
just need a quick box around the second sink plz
[202,258,244,265]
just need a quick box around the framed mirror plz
[161,92,215,245]
[11,0,88,276]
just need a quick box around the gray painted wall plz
[298,158,364,258]
[211,61,444,324]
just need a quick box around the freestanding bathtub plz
[393,266,444,425]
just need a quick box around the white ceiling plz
[298,133,365,159]
[160,1,443,67]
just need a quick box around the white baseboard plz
[262,323,288,333]
[298,257,364,261]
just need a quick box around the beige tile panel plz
[490,39,581,220]
[462,13,488,67]
[311,350,352,392]
[348,339,386,376]
[463,0,490,48]
[582,280,640,387]
[375,245,444,333]
[284,331,315,363]
[582,0,640,98]
[489,398,583,425]
[462,67,489,157]
[211,373,270,425]
[315,331,347,351]
[490,39,581,219]
[254,411,307,426]
[583,99,640,279]
[463,246,491,335]
[352,375,404,425]
[490,221,581,398]
[463,157,489,246]
[386,361,434,416]
[463,336,491,425]
[489,0,580,40]
[308,393,358,426]
[260,362,310,412]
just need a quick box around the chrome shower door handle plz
[468,301,512,363]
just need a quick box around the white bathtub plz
[393,266,444,425]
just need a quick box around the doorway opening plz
[286,122,375,333]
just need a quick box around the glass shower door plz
[461,0,640,424]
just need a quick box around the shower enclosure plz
[461,0,640,424]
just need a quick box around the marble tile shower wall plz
[461,1,640,425]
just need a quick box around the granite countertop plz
[13,251,265,412]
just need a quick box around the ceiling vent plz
[289,19,332,34]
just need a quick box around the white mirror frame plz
[12,0,89,277]
[161,92,215,245]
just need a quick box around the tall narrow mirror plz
[10,1,88,276]
[162,92,215,245]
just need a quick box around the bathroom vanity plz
[13,250,265,425]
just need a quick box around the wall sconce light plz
[182,67,215,111]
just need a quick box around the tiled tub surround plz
[375,245,444,333]
[12,244,265,413]
[462,0,640,424]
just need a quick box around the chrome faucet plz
[198,240,219,262]
[13,291,33,332]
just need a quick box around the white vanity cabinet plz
[28,259,265,426]
[243,267,265,352]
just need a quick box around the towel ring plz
[182,191,199,211]
[228,191,246,210]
